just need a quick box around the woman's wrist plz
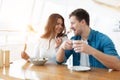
[27,58,30,62]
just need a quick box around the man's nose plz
[70,26,74,30]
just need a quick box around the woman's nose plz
[59,25,63,29]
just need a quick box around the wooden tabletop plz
[0,60,120,80]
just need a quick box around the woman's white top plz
[31,37,67,63]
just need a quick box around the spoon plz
[24,43,27,51]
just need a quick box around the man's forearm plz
[91,48,120,70]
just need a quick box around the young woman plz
[21,13,67,63]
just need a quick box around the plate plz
[70,66,91,71]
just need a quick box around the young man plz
[56,8,120,70]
